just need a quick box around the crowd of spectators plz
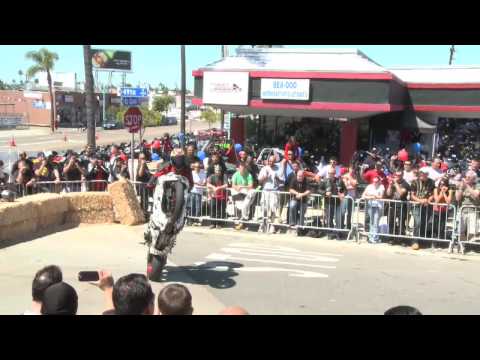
[23,264,248,316]
[2,131,479,247]
[24,264,420,315]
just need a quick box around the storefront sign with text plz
[260,78,310,101]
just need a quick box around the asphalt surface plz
[2,222,480,315]
[0,120,213,154]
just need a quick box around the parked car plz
[103,120,123,130]
[164,116,178,125]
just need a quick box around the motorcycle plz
[143,170,190,282]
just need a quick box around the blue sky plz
[0,45,479,91]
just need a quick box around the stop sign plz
[124,107,143,133]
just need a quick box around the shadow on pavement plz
[160,261,244,289]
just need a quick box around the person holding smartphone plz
[432,178,453,240]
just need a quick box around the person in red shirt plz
[363,161,388,187]
[160,133,173,157]
[284,136,299,160]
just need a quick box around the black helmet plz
[171,155,186,169]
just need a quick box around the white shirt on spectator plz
[403,170,417,185]
[425,167,443,185]
[259,165,282,190]
[363,184,385,199]
[191,169,206,195]
[318,164,342,178]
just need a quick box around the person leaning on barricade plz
[233,162,257,231]
[287,170,311,235]
[258,155,283,234]
[318,167,347,240]
[341,164,358,231]
[207,164,229,229]
[188,161,206,222]
[135,153,152,215]
[384,170,410,245]
[361,175,385,244]
[410,168,435,250]
[432,177,453,240]
[62,153,87,192]
[86,155,109,192]
[13,159,36,196]
[456,170,480,241]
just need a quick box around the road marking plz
[205,253,336,269]
[236,267,329,278]
[221,247,340,263]
[228,242,344,257]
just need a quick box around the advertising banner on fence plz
[203,72,249,105]
[91,49,132,71]
[260,78,310,101]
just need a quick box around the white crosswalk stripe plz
[201,242,343,279]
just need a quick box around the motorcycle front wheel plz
[147,253,167,282]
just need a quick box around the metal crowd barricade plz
[130,181,153,214]
[271,191,355,237]
[13,180,109,198]
[457,205,480,254]
[355,198,456,251]
[186,186,265,228]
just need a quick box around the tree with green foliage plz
[201,108,220,129]
[152,95,175,118]
[26,48,59,132]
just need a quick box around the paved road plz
[2,222,480,315]
[0,224,225,315]
[0,120,214,154]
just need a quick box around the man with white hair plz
[456,170,480,241]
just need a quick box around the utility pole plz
[219,45,228,130]
[180,45,186,135]
[449,45,456,65]
[83,45,96,149]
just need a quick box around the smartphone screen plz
[78,271,100,282]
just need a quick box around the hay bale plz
[108,180,145,225]
[37,213,66,229]
[65,210,115,225]
[20,193,69,217]
[64,192,114,212]
[0,201,38,227]
[0,219,38,241]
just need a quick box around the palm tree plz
[26,48,59,132]
[83,45,96,148]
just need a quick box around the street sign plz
[121,87,148,98]
[124,107,143,133]
[122,97,142,106]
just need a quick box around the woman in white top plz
[362,175,385,243]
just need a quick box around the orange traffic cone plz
[9,136,16,147]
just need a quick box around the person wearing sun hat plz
[410,167,435,250]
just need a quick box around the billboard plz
[203,72,249,106]
[91,49,132,71]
